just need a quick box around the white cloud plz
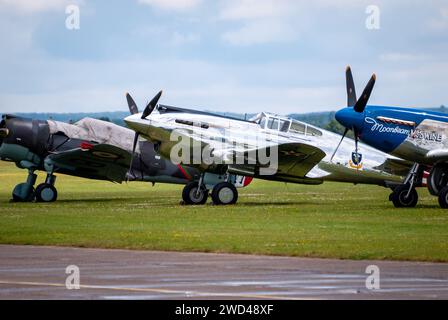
[428,6,448,30]
[443,7,448,18]
[218,0,365,21]
[216,0,401,47]
[170,32,200,46]
[379,53,430,62]
[222,20,296,46]
[219,0,293,21]
[0,0,74,14]
[218,0,300,46]
[138,0,201,11]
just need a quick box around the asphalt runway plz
[0,245,447,300]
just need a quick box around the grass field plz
[0,161,448,262]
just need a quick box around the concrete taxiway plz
[0,245,447,299]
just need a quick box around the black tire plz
[438,186,448,208]
[211,182,238,205]
[35,183,58,202]
[12,183,35,202]
[391,185,418,208]
[428,165,448,196]
[182,181,208,205]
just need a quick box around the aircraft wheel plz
[182,181,208,205]
[438,186,448,208]
[35,183,58,203]
[391,185,418,208]
[12,183,35,202]
[428,165,448,196]
[211,182,238,205]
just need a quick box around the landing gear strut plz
[11,168,58,203]
[390,163,419,208]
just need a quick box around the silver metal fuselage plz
[125,107,406,186]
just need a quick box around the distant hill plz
[8,105,447,136]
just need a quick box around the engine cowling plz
[0,115,50,156]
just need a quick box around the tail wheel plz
[35,183,58,202]
[438,186,448,208]
[182,181,208,205]
[391,185,418,208]
[211,182,238,205]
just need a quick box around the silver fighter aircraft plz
[124,91,414,205]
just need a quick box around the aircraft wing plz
[373,157,414,177]
[46,143,131,183]
[270,143,326,177]
[225,142,326,178]
[172,130,325,177]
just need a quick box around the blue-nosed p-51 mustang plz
[0,95,252,203]
[335,66,448,208]
[123,91,415,206]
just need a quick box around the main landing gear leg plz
[390,163,419,208]
[12,169,37,202]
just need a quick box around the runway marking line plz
[0,280,313,300]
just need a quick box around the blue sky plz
[0,0,447,114]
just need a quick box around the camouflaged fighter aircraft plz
[123,91,414,206]
[0,96,251,203]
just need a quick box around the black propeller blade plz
[127,131,140,182]
[331,66,376,162]
[330,127,349,161]
[126,93,139,115]
[141,90,163,119]
[346,66,357,107]
[354,74,376,113]
[124,90,163,181]
[125,92,141,182]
